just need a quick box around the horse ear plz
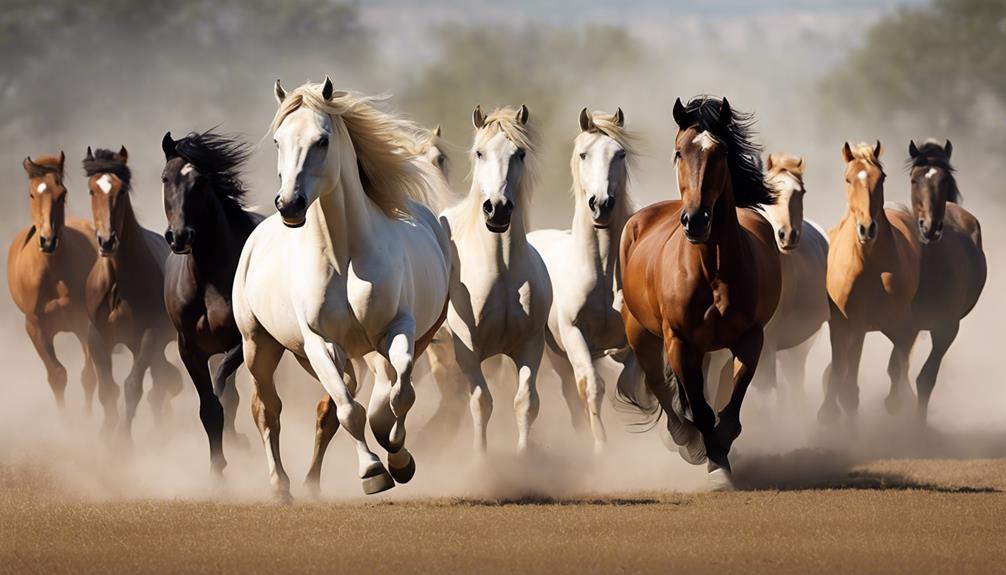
[472,105,485,129]
[672,98,690,129]
[162,132,176,159]
[22,156,35,175]
[719,98,732,126]
[58,151,65,172]
[873,140,883,159]
[614,107,624,127]
[274,79,286,104]
[322,75,334,100]
[796,156,804,169]
[841,142,854,163]
[516,104,529,125]
[119,146,129,163]
[766,153,775,171]
[578,107,594,132]
[85,146,94,162]
[944,139,953,159]
[908,140,919,159]
[434,124,442,138]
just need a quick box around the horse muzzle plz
[777,227,800,252]
[681,208,712,244]
[38,234,59,254]
[165,227,195,255]
[276,193,307,228]
[918,218,943,243]
[483,199,513,234]
[97,231,118,256]
[590,195,615,229]
[857,220,878,245]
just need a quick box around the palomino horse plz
[819,142,920,422]
[528,108,641,452]
[710,154,829,409]
[8,154,99,413]
[161,130,262,473]
[904,139,985,422]
[619,96,780,489]
[430,105,553,454]
[233,78,451,499]
[83,147,183,438]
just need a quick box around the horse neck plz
[191,193,248,285]
[311,135,379,267]
[690,183,742,277]
[464,190,530,268]
[114,194,148,263]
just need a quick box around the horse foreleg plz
[244,333,290,501]
[211,343,245,447]
[455,338,492,455]
[303,333,392,495]
[559,325,604,452]
[380,316,419,483]
[414,335,468,453]
[88,327,118,436]
[916,323,958,426]
[74,331,97,415]
[778,336,814,410]
[178,337,226,474]
[25,318,67,410]
[546,346,588,434]
[883,327,918,416]
[717,327,764,454]
[511,333,544,454]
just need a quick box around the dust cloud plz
[1,0,1003,503]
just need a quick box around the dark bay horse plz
[8,154,99,413]
[905,140,986,423]
[619,96,781,490]
[161,130,263,472]
[83,147,183,438]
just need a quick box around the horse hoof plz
[388,452,416,484]
[708,468,735,492]
[884,393,913,415]
[274,490,294,505]
[361,468,395,495]
[817,402,840,425]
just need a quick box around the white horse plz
[710,153,829,409]
[427,105,553,454]
[232,78,451,499]
[528,108,641,452]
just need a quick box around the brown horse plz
[619,96,780,489]
[905,139,986,422]
[819,142,921,422]
[8,153,99,413]
[83,147,183,438]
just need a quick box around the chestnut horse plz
[819,142,920,422]
[161,131,262,472]
[905,139,985,422]
[8,153,99,413]
[619,96,780,489]
[83,147,183,438]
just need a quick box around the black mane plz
[171,130,252,208]
[682,95,775,208]
[83,149,131,190]
[908,141,961,204]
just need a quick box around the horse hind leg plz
[245,332,292,501]
[558,327,604,452]
[548,346,589,435]
[148,341,184,419]
[915,323,959,426]
[212,344,247,450]
[883,328,918,416]
[414,336,468,454]
[26,319,68,410]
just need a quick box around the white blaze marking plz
[97,174,113,194]
[181,163,195,176]
[925,167,937,179]
[37,183,47,193]
[857,170,868,183]
[693,131,716,151]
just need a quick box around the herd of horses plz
[7,77,986,498]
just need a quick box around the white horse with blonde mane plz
[427,105,552,454]
[710,153,829,408]
[527,108,641,452]
[232,78,451,499]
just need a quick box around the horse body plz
[8,153,98,411]
[528,108,639,451]
[161,130,262,473]
[233,79,450,499]
[83,147,183,437]
[620,97,780,489]
[431,105,552,454]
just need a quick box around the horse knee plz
[470,384,493,420]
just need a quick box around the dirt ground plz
[3,458,1004,575]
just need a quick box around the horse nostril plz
[935,220,944,232]
[680,212,689,227]
[588,196,597,211]
[502,200,513,215]
[778,229,786,241]
[482,199,493,216]
[294,195,306,211]
[274,195,282,210]
[869,221,877,237]
[164,229,174,244]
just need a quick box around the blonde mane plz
[571,110,638,218]
[269,81,447,218]
[459,106,538,232]
[849,142,883,169]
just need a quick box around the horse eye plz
[517,149,526,160]
[579,152,587,160]
[615,150,626,159]
[318,137,329,148]
[437,155,445,165]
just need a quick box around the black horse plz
[161,130,262,473]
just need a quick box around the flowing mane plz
[681,95,774,208]
[23,155,63,178]
[83,149,131,190]
[270,82,446,218]
[573,110,638,216]
[849,142,883,169]
[908,139,961,204]
[172,130,252,211]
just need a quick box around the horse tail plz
[613,352,662,431]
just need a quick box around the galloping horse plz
[819,142,920,421]
[710,154,829,409]
[905,139,985,422]
[8,154,99,413]
[83,147,183,438]
[161,130,262,473]
[528,108,640,452]
[619,96,780,489]
[430,105,553,454]
[233,78,451,499]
